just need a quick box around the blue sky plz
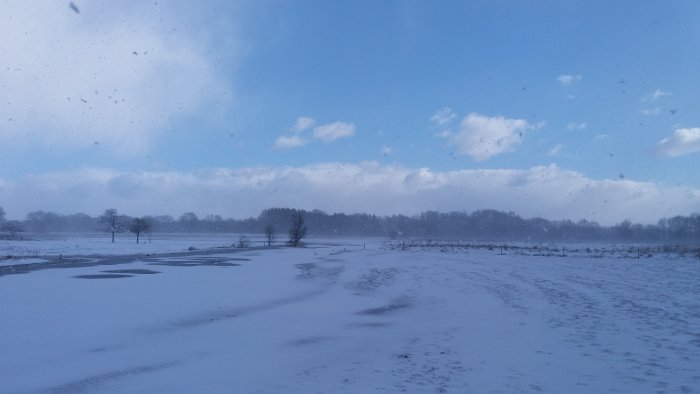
[1,0,700,223]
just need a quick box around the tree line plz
[1,206,699,243]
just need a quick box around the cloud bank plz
[0,1,228,154]
[1,163,698,225]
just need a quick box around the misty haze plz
[2,1,700,393]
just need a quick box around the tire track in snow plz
[34,361,180,394]
[150,257,345,332]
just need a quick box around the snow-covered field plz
[0,233,270,258]
[1,239,699,393]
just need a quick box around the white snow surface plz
[0,233,373,257]
[0,257,48,266]
[0,233,266,257]
[1,241,699,393]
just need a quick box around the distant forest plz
[1,206,699,243]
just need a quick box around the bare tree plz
[237,234,251,248]
[264,224,275,246]
[99,208,122,243]
[288,211,306,247]
[179,212,199,234]
[129,217,152,243]
[204,214,224,232]
[1,220,25,239]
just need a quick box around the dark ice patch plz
[102,269,160,275]
[73,274,133,279]
[357,301,411,315]
[146,257,244,267]
[148,261,240,267]
[286,336,334,346]
[348,322,393,328]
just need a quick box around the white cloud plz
[654,128,700,157]
[565,122,587,131]
[641,107,661,116]
[645,89,671,102]
[381,146,392,156]
[2,163,699,225]
[442,113,533,161]
[274,135,307,149]
[430,107,457,126]
[592,134,609,144]
[0,1,229,154]
[313,122,355,142]
[277,119,355,147]
[548,144,564,157]
[292,116,316,132]
[557,74,582,86]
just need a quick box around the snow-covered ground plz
[0,257,48,267]
[0,233,377,258]
[0,233,264,258]
[1,241,699,393]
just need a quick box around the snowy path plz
[1,245,699,393]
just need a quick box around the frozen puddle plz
[2,245,699,393]
[103,269,161,275]
[74,274,135,279]
[73,269,161,279]
[145,256,247,267]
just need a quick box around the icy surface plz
[1,241,699,393]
